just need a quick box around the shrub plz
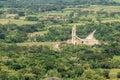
[26,16,39,21]
[102,70,110,79]
[117,72,120,78]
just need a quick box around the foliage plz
[26,16,39,21]
[117,72,120,78]
[0,0,120,80]
[1,0,120,12]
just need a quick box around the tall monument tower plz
[72,25,76,45]
[67,25,99,45]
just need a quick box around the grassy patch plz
[109,69,120,79]
[17,42,61,47]
[82,5,120,12]
[0,19,37,25]
[113,56,120,60]
[29,30,48,36]
[0,19,9,24]
[113,0,120,3]
[64,5,120,12]
[102,19,120,23]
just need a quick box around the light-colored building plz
[67,25,100,45]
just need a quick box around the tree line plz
[0,0,120,12]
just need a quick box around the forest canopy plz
[0,0,120,80]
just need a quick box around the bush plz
[117,72,120,78]
[14,15,19,19]
[102,70,110,79]
[18,12,25,16]
[26,16,39,21]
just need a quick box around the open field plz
[0,19,9,24]
[0,19,37,25]
[17,42,59,46]
[113,56,120,60]
[84,5,120,12]
[40,11,69,16]
[29,30,48,37]
[65,5,120,12]
[30,11,69,18]
[102,19,120,23]
[17,42,62,49]
[113,0,120,3]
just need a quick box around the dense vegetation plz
[0,0,120,12]
[0,0,120,80]
[0,41,120,80]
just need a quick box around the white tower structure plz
[72,25,76,45]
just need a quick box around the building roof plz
[85,30,96,40]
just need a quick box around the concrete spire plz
[85,30,96,40]
[72,25,76,45]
